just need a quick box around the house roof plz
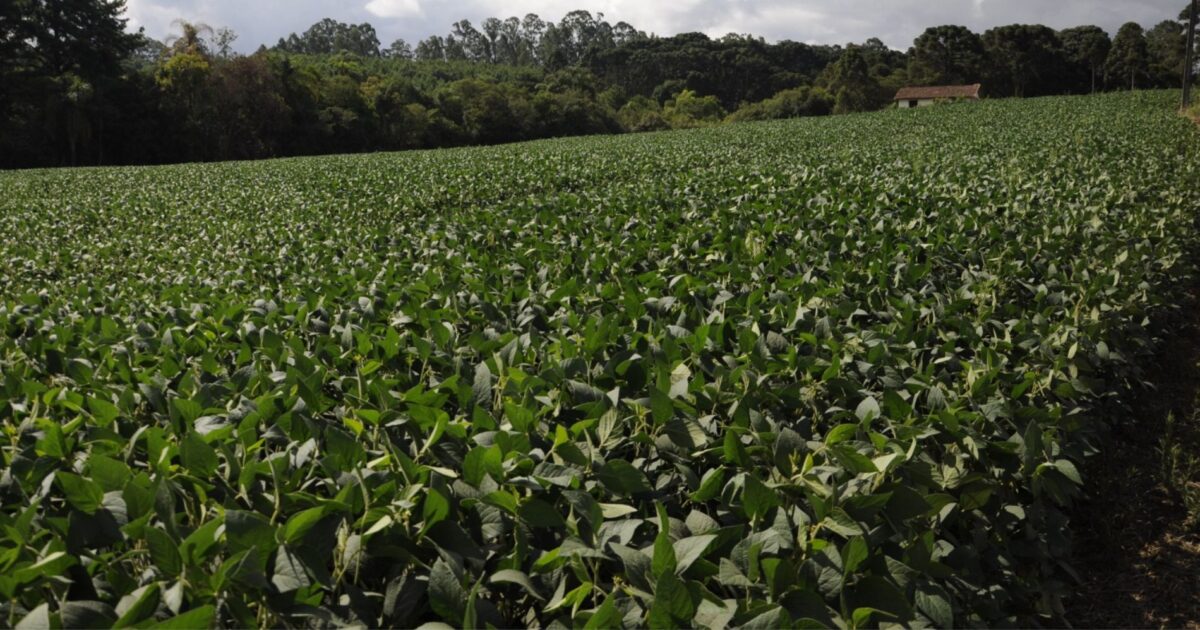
[894,84,982,101]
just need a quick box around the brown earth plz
[1067,294,1200,628]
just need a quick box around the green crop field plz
[1,91,1197,629]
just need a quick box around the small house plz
[894,84,982,109]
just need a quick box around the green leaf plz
[596,459,651,496]
[180,431,217,478]
[830,445,878,474]
[463,445,503,486]
[672,535,717,575]
[87,455,131,493]
[841,536,869,575]
[283,506,329,545]
[422,488,451,527]
[15,603,51,630]
[87,397,121,425]
[473,361,493,410]
[180,516,225,564]
[915,582,954,628]
[742,475,778,521]
[600,503,639,519]
[648,572,695,628]
[172,398,203,424]
[60,602,116,629]
[489,569,544,601]
[429,559,468,624]
[519,498,566,530]
[611,544,654,593]
[504,401,534,432]
[271,546,312,593]
[743,605,790,630]
[56,472,104,515]
[694,598,737,630]
[149,605,215,629]
[1054,459,1083,485]
[823,507,864,537]
[824,423,859,445]
[114,583,162,628]
[653,523,677,579]
[691,467,725,502]
[717,558,753,588]
[854,396,881,422]
[584,595,623,630]
[225,510,276,557]
[848,576,912,623]
[651,388,674,425]
[146,527,183,576]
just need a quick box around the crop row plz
[0,90,1197,628]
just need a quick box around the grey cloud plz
[125,0,1185,53]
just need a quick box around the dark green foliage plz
[982,25,1068,97]
[275,18,382,57]
[1108,23,1151,90]
[1060,26,1113,93]
[725,87,834,123]
[907,25,987,86]
[0,91,1196,627]
[0,0,143,167]
[0,5,1194,171]
[587,33,841,111]
[1146,19,1188,88]
[822,46,881,113]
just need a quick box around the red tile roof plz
[894,84,982,101]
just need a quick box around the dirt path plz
[1067,297,1200,628]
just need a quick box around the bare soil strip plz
[1068,293,1200,628]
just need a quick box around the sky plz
[122,0,1188,53]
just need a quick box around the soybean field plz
[1,90,1197,628]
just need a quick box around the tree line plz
[1,1,1195,169]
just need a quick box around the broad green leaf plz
[596,459,651,496]
[56,472,104,515]
[146,527,183,576]
[429,559,467,624]
[148,605,215,629]
[114,583,162,628]
[283,506,329,545]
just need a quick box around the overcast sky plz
[123,0,1187,53]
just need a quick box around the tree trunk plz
[1184,0,1198,107]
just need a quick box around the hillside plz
[0,91,1198,628]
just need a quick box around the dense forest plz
[1,1,1195,168]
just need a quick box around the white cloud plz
[365,0,423,19]
[123,0,184,38]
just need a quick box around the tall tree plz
[1,0,142,166]
[166,20,212,57]
[1145,19,1186,87]
[277,18,381,56]
[908,25,986,85]
[210,54,289,158]
[451,20,488,61]
[521,14,547,64]
[0,0,37,123]
[822,45,880,113]
[1060,26,1111,93]
[414,36,447,61]
[213,27,238,59]
[1106,22,1149,89]
[982,24,1066,97]
[384,38,413,59]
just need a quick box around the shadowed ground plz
[1069,288,1200,628]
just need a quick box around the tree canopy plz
[0,5,1193,169]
